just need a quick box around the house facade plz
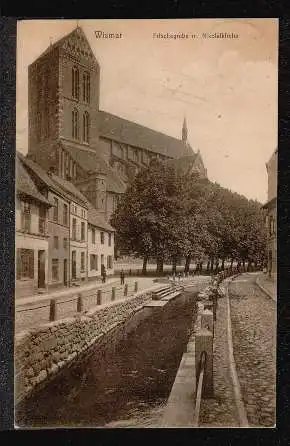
[263,149,277,278]
[27,26,207,223]
[51,174,89,284]
[16,156,51,297]
[87,206,115,279]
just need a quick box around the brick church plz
[27,26,207,222]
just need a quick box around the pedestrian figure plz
[101,264,106,283]
[120,269,125,285]
[178,272,182,282]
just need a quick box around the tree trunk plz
[172,258,177,275]
[206,260,210,272]
[230,258,234,269]
[184,255,191,274]
[199,261,203,274]
[215,259,219,272]
[221,259,225,270]
[142,256,148,275]
[156,256,164,275]
[210,258,214,272]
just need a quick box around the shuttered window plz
[17,249,34,279]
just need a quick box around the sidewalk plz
[16,276,155,307]
[255,273,276,301]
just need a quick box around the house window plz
[83,71,90,103]
[17,249,34,279]
[108,233,112,247]
[39,206,46,235]
[72,66,79,100]
[133,149,138,163]
[83,111,90,143]
[92,228,95,244]
[53,197,59,222]
[101,254,104,266]
[107,255,112,269]
[63,237,68,249]
[53,236,59,249]
[72,108,79,140]
[81,252,85,272]
[90,254,98,270]
[63,203,68,226]
[21,201,31,232]
[100,232,104,244]
[52,259,59,281]
[72,218,77,240]
[81,222,85,241]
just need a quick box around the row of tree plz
[110,159,267,275]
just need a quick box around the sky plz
[16,19,278,203]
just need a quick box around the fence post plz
[49,299,57,322]
[195,328,213,398]
[112,286,116,301]
[97,289,102,305]
[77,293,83,313]
[134,281,138,293]
[124,283,128,297]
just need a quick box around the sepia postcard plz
[14,18,277,429]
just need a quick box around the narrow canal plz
[16,292,197,428]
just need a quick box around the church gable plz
[60,28,96,63]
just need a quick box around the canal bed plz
[16,292,197,428]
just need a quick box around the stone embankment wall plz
[15,291,153,404]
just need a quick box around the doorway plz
[38,250,46,289]
[64,259,68,286]
[72,251,76,280]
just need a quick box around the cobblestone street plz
[199,280,239,427]
[229,273,276,427]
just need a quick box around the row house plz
[51,175,89,284]
[16,155,51,298]
[17,153,115,298]
[87,205,115,280]
[262,149,277,278]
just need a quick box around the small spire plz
[49,36,53,46]
[182,116,188,143]
[76,20,80,28]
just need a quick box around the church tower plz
[28,26,101,176]
[182,117,188,143]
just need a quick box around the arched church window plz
[72,66,79,100]
[83,111,90,143]
[83,72,90,103]
[72,108,79,140]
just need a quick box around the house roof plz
[18,152,72,202]
[99,110,194,159]
[262,196,276,210]
[50,174,90,208]
[16,156,51,206]
[88,205,115,232]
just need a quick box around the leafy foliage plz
[110,159,266,273]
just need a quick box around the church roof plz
[99,110,193,159]
[16,155,51,206]
[59,141,108,175]
[87,205,115,232]
[59,141,126,194]
[165,153,206,177]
